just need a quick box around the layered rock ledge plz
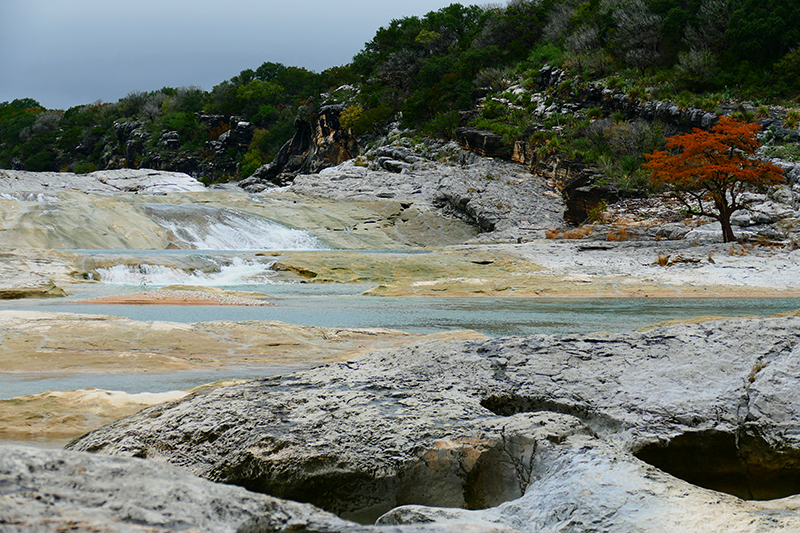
[62,314,800,531]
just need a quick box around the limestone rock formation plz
[288,153,565,243]
[537,65,719,130]
[0,280,66,300]
[242,104,359,189]
[456,127,513,159]
[68,315,800,531]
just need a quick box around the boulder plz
[68,315,800,531]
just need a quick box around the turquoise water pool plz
[3,285,799,398]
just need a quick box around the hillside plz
[2,0,799,188]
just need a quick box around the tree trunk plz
[719,213,737,243]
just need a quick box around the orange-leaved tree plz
[643,117,784,243]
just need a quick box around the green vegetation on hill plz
[2,0,799,182]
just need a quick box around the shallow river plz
[4,282,800,398]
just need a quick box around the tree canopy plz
[3,0,800,180]
[643,117,784,242]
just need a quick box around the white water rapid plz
[96,257,278,286]
[141,204,325,251]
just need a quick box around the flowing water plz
[140,204,327,250]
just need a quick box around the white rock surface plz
[0,168,206,194]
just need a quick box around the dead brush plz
[606,226,630,241]
[729,244,749,256]
[545,228,562,239]
[563,226,592,239]
[656,254,670,266]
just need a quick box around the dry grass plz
[729,244,750,256]
[606,226,630,241]
[545,226,591,239]
[563,226,592,239]
[656,254,670,267]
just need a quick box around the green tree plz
[726,0,800,66]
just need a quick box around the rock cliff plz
[65,314,800,531]
[241,105,359,189]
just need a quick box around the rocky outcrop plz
[532,153,621,223]
[456,127,513,159]
[537,65,719,131]
[68,315,800,531]
[0,168,206,194]
[241,105,359,190]
[0,281,66,300]
[287,149,565,242]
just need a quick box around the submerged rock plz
[67,315,800,531]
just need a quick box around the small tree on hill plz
[643,117,784,243]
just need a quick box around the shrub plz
[482,99,506,120]
[586,108,604,119]
[785,109,800,129]
[73,162,98,174]
[422,111,460,139]
[474,67,512,92]
[587,200,607,223]
[239,150,265,178]
[527,43,565,68]
[340,104,363,131]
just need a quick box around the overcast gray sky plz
[0,0,467,110]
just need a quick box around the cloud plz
[0,0,462,109]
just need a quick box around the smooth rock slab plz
[67,315,800,530]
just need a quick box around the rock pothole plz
[482,395,800,501]
[479,394,619,434]
[634,429,800,501]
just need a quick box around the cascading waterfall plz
[141,204,326,251]
[96,257,278,286]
